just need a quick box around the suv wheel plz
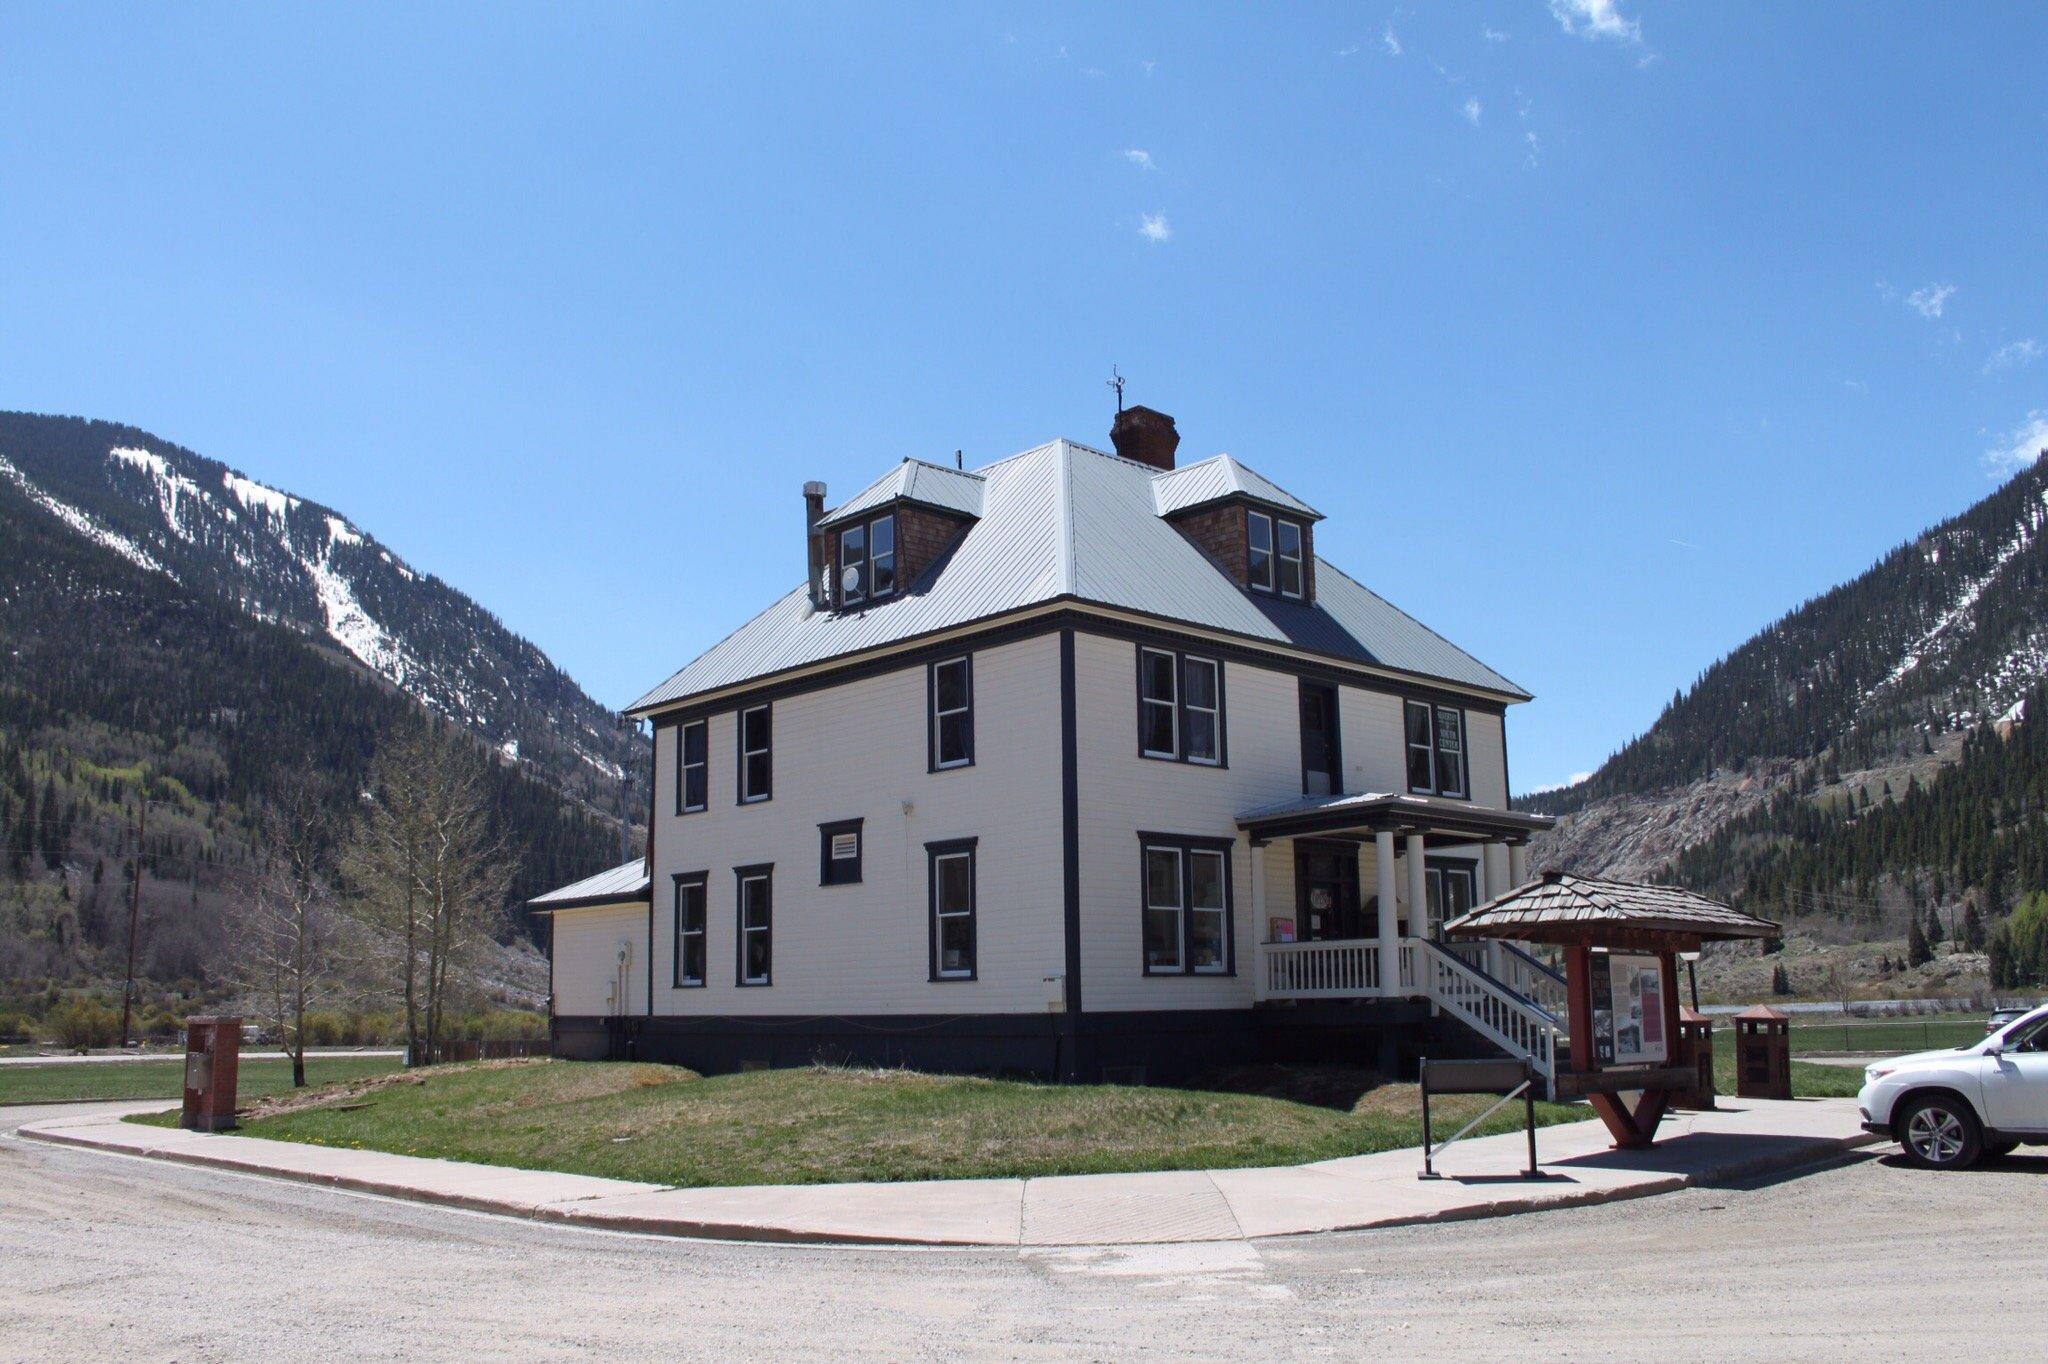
[1897,1094,1982,1170]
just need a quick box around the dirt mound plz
[239,1057,552,1120]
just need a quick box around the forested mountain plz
[1524,452,2048,987]
[0,410,639,1016]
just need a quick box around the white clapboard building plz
[532,407,1563,1084]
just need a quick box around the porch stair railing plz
[1415,937,1560,1097]
[1256,938,1382,999]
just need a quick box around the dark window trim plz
[927,654,975,772]
[1246,508,1275,593]
[671,872,708,989]
[832,509,900,610]
[1246,509,1307,600]
[1299,678,1342,796]
[819,818,864,886]
[675,718,708,816]
[1404,699,1470,800]
[1274,518,1305,600]
[640,607,1515,733]
[1423,855,1479,940]
[925,836,980,982]
[1136,832,1236,977]
[737,702,772,805]
[1134,643,1228,767]
[734,863,773,987]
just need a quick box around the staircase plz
[1415,938,1565,1097]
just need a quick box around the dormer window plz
[1247,510,1306,599]
[837,512,897,607]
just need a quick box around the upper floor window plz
[738,704,772,803]
[676,719,707,814]
[1247,510,1306,599]
[929,656,974,770]
[836,512,897,607]
[1138,646,1223,765]
[1405,700,1468,799]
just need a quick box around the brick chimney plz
[803,481,827,607]
[1110,405,1179,471]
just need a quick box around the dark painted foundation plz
[553,1002,1504,1086]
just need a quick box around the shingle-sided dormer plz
[1152,454,1323,603]
[810,458,982,611]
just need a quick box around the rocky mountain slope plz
[0,411,637,807]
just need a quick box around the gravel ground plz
[1,1102,2042,1362]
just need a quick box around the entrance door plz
[1295,841,1363,942]
[1299,682,1341,796]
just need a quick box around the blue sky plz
[4,3,2046,791]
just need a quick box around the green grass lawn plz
[132,1060,1587,1187]
[1709,1049,1864,1099]
[1784,1016,1990,1056]
[0,1054,402,1105]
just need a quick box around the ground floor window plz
[1140,836,1234,975]
[927,838,977,980]
[672,873,707,987]
[735,865,772,985]
[1424,861,1477,937]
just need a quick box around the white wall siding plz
[550,903,650,1016]
[1466,709,1509,808]
[1337,686,1407,795]
[1072,634,1304,1013]
[643,634,1065,1016]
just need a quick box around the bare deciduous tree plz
[347,726,515,1063]
[232,766,346,1088]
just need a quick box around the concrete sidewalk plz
[17,1098,1880,1247]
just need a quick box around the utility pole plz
[119,790,146,1049]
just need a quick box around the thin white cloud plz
[1081,66,1106,78]
[1986,411,2048,477]
[1141,58,1156,75]
[1986,338,2042,374]
[1906,282,1956,319]
[1120,148,1156,172]
[1482,27,1510,42]
[1549,0,1641,42]
[1382,22,1403,56]
[1335,44,1360,57]
[1525,771,1595,794]
[1138,214,1171,244]
[1462,96,1483,125]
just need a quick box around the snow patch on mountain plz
[306,549,412,682]
[0,453,168,576]
[223,469,298,522]
[108,445,208,536]
[326,514,363,547]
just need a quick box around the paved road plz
[1,1104,2041,1362]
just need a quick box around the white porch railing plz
[1255,938,1383,999]
[1413,938,1559,1090]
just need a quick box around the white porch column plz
[1374,830,1399,994]
[1249,840,1268,1001]
[1509,842,1531,887]
[1405,833,1428,1000]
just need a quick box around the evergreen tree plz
[1770,963,1793,995]
[1960,901,1987,953]
[1907,914,1932,967]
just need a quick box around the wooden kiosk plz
[1445,873,1779,1149]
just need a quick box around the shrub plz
[46,997,121,1050]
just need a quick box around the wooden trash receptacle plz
[1674,1007,1716,1110]
[1732,1004,1792,1100]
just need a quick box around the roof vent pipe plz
[803,481,828,607]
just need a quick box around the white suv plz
[1859,1005,2048,1169]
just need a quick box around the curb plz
[15,1116,1886,1248]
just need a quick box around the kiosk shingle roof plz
[1445,872,1780,943]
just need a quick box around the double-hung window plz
[929,655,973,770]
[1404,700,1469,799]
[836,512,897,607]
[1141,837,1233,975]
[676,719,707,814]
[738,704,772,803]
[1138,646,1222,765]
[735,865,772,986]
[672,873,707,988]
[1247,510,1305,599]
[927,839,977,980]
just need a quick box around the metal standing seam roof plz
[815,458,986,528]
[1444,872,1782,942]
[629,438,1530,713]
[1151,454,1322,519]
[526,859,652,910]
[1235,790,1555,836]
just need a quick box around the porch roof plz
[1443,871,1780,947]
[1236,791,1555,844]
[526,859,651,913]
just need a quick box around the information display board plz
[1587,951,1668,1067]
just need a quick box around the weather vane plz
[1107,365,1126,412]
